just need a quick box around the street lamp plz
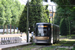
[49,6,53,24]
[50,12,53,23]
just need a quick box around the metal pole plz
[27,0,29,42]
[49,18,50,23]
[51,6,53,44]
[49,9,50,23]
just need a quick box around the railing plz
[0,33,32,45]
[0,37,21,45]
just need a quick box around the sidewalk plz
[0,42,32,50]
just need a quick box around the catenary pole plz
[27,0,29,42]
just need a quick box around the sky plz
[19,0,27,5]
[18,0,57,12]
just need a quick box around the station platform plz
[0,42,32,50]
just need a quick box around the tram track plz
[16,42,75,50]
[30,41,75,50]
[16,38,75,50]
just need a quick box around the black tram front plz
[34,23,51,43]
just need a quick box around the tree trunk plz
[10,24,11,34]
[17,28,18,34]
[6,25,8,34]
[14,25,15,34]
[3,25,5,34]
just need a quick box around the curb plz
[0,42,32,50]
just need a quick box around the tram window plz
[44,29,47,36]
[37,29,48,36]
[38,29,44,36]
[44,31,46,33]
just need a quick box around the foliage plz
[29,0,43,32]
[0,0,24,26]
[18,6,27,32]
[44,0,47,2]
[52,0,75,35]
[0,4,5,25]
[60,18,68,35]
[0,0,24,34]
[43,5,49,22]
[18,0,49,32]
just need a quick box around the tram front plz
[34,23,51,43]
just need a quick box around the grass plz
[41,47,55,50]
[41,46,57,50]
[59,34,75,38]
[52,41,75,46]
[59,36,67,38]
[38,46,69,50]
[72,47,75,50]
[63,41,75,46]
[9,45,35,50]
[57,48,69,50]
[52,41,65,46]
[67,34,75,36]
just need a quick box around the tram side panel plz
[55,25,58,42]
[57,26,59,41]
[53,25,56,43]
[48,24,51,43]
[54,25,59,43]
[53,25,59,43]
[56,26,58,42]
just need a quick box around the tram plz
[34,23,59,44]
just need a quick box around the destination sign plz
[38,25,47,27]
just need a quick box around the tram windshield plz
[36,24,50,36]
[38,29,47,36]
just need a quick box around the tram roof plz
[36,23,59,27]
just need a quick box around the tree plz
[60,18,68,35]
[42,5,49,23]
[18,6,27,32]
[51,0,75,35]
[11,0,24,34]
[0,0,24,34]
[18,0,49,32]
[0,3,6,34]
[0,0,10,34]
[0,3,5,26]
[29,0,49,32]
